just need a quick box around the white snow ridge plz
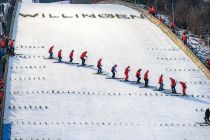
[3,3,210,140]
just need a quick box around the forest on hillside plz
[136,0,210,36]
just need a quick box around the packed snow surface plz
[3,3,210,140]
[21,0,33,3]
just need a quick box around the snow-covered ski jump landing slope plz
[3,3,210,140]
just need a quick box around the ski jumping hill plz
[3,2,210,140]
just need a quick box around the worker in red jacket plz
[179,81,187,95]
[0,79,5,90]
[8,40,14,47]
[124,66,130,81]
[158,74,164,91]
[48,46,54,59]
[8,39,15,55]
[182,33,188,45]
[69,50,74,62]
[97,58,103,74]
[170,77,177,93]
[4,35,9,48]
[159,16,164,23]
[207,59,210,70]
[58,49,62,62]
[0,39,5,48]
[80,51,87,66]
[151,6,156,17]
[0,92,5,100]
[148,7,152,14]
[170,22,176,28]
[144,70,149,87]
[170,22,176,33]
[136,69,142,83]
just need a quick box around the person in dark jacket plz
[111,64,117,78]
[204,108,210,123]
[0,3,5,15]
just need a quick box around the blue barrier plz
[2,123,11,140]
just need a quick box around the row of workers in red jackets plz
[49,47,187,95]
[117,66,186,95]
[0,35,15,48]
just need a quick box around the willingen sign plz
[19,13,145,19]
